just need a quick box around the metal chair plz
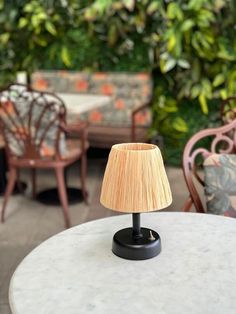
[0,83,89,228]
[182,118,236,213]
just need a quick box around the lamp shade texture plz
[100,143,172,213]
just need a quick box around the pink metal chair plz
[182,118,236,213]
[0,83,89,228]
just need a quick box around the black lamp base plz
[112,227,161,260]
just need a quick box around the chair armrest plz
[60,121,89,135]
[60,121,89,154]
[131,102,151,142]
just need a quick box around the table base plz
[36,187,83,206]
[112,227,161,260]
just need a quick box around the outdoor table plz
[9,212,236,314]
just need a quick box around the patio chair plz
[182,118,236,217]
[0,83,89,228]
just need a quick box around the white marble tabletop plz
[57,93,111,115]
[9,212,236,314]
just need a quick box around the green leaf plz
[24,3,34,13]
[201,78,212,97]
[188,0,205,10]
[147,2,159,15]
[191,85,201,98]
[228,71,236,95]
[37,12,47,20]
[18,17,28,28]
[0,33,10,44]
[108,24,118,46]
[167,3,183,21]
[217,50,235,61]
[45,21,57,36]
[181,20,194,32]
[84,7,97,21]
[213,74,225,87]
[94,0,113,14]
[177,59,190,69]
[198,93,208,114]
[123,0,135,11]
[167,33,176,52]
[220,89,228,99]
[31,15,42,28]
[34,37,47,46]
[172,117,188,133]
[164,98,178,112]
[162,58,176,73]
[112,2,124,10]
[61,46,72,67]
[191,59,201,81]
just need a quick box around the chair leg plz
[31,168,36,198]
[181,196,193,212]
[55,167,70,229]
[1,167,17,223]
[80,152,88,204]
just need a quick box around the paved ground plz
[0,153,189,314]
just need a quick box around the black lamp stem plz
[132,213,142,238]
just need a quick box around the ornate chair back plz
[0,84,66,161]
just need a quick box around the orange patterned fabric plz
[33,78,48,91]
[115,99,125,110]
[75,80,89,92]
[89,110,103,123]
[31,71,153,127]
[204,154,236,218]
[100,84,114,96]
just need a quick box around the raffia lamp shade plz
[100,143,172,213]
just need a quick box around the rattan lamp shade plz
[100,143,172,213]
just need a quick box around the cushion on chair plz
[61,139,89,160]
[203,154,236,218]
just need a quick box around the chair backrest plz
[182,118,236,213]
[0,84,66,160]
[221,96,236,124]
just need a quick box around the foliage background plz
[0,0,236,165]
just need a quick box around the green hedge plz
[0,0,235,165]
[161,99,221,166]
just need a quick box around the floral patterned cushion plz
[203,154,236,218]
[0,86,67,158]
[31,71,152,128]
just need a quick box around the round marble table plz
[9,212,236,314]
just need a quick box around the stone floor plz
[0,152,189,314]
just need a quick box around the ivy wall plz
[0,0,235,164]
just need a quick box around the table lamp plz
[100,143,172,260]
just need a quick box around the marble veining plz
[9,212,236,314]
